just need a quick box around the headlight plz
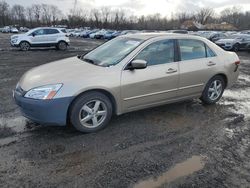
[12,39,18,43]
[11,36,18,39]
[24,84,63,100]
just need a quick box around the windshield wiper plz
[82,57,96,65]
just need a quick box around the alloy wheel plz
[208,80,223,101]
[78,100,107,128]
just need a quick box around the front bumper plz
[10,41,19,47]
[13,89,73,126]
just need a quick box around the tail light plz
[234,60,240,72]
[235,61,240,65]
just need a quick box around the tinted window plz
[46,29,59,34]
[33,29,46,36]
[134,39,175,66]
[179,39,206,61]
[60,29,67,33]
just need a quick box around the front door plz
[121,39,179,111]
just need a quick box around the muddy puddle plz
[134,155,206,188]
[0,115,34,135]
[222,87,250,120]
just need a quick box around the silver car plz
[14,33,240,132]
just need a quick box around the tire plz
[19,41,30,51]
[70,92,113,133]
[56,41,67,51]
[233,43,240,52]
[200,75,225,105]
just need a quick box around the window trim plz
[124,38,178,70]
[177,39,217,61]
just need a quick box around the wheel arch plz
[207,73,228,88]
[57,40,69,45]
[19,40,31,46]
[66,89,118,124]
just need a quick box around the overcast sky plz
[7,0,250,17]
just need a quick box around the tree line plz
[0,0,250,30]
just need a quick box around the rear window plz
[46,29,59,34]
[179,39,206,61]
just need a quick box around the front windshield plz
[83,37,143,67]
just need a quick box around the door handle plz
[207,61,216,66]
[166,68,177,74]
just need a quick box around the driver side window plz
[134,39,175,66]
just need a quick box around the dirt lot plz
[0,33,250,188]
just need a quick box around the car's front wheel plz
[70,92,113,133]
[56,41,67,50]
[201,75,225,105]
[19,41,30,51]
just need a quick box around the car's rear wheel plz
[201,75,225,105]
[56,41,67,50]
[233,43,240,52]
[19,41,30,51]
[70,92,113,133]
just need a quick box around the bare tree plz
[26,7,33,27]
[220,6,242,26]
[100,7,111,28]
[0,0,10,26]
[11,4,26,25]
[91,9,100,27]
[195,8,214,24]
[31,4,42,26]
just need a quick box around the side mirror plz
[32,33,36,37]
[129,59,147,70]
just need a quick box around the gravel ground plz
[0,33,250,188]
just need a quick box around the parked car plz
[14,33,240,133]
[94,29,107,39]
[247,43,250,53]
[103,30,115,40]
[72,30,83,37]
[215,34,250,51]
[89,30,100,39]
[10,27,18,33]
[81,29,99,38]
[10,27,70,51]
[2,26,10,33]
[207,32,227,42]
[110,31,121,39]
[66,29,75,36]
[19,27,29,32]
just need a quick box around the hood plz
[19,56,107,91]
[11,34,25,39]
[216,39,236,44]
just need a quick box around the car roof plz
[123,33,204,40]
[34,27,62,30]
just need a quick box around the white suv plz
[10,27,70,51]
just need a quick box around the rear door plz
[121,39,179,111]
[177,39,218,97]
[45,29,60,44]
